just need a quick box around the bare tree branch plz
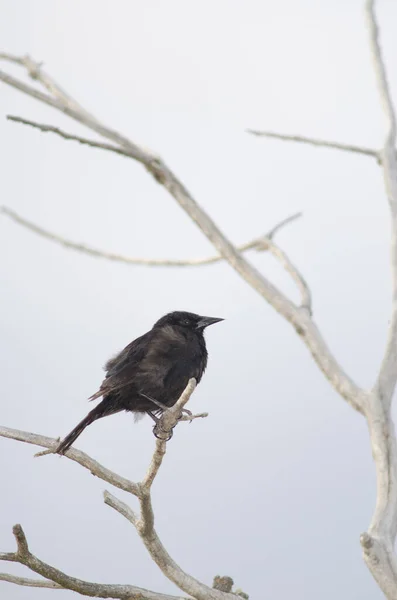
[0,426,139,495]
[0,204,301,266]
[104,493,231,600]
[1,198,310,308]
[0,524,186,600]
[256,236,312,313]
[0,67,156,163]
[141,380,197,490]
[134,380,198,539]
[100,380,236,600]
[0,573,61,589]
[0,383,223,597]
[247,128,379,158]
[2,194,311,317]
[367,6,397,410]
[353,2,397,598]
[102,382,242,600]
[0,53,95,118]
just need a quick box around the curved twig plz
[0,203,301,266]
[256,236,312,313]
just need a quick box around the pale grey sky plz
[1,1,396,598]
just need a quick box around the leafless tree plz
[0,0,396,598]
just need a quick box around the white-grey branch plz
[367,6,397,410]
[358,3,397,598]
[0,425,139,495]
[0,204,302,268]
[0,525,186,600]
[0,382,233,598]
[101,381,240,600]
[247,128,379,158]
[104,492,233,600]
[0,573,61,589]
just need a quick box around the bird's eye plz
[184,319,190,325]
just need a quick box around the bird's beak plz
[196,316,224,329]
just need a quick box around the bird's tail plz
[56,399,121,455]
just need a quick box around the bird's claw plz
[152,423,174,441]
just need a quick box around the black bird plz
[56,311,223,454]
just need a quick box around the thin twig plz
[257,237,312,313]
[0,204,301,267]
[7,115,134,158]
[0,573,61,589]
[247,128,379,158]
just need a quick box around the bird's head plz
[153,311,224,332]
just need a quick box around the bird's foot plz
[178,408,193,421]
[152,423,174,442]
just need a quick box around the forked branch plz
[0,525,185,600]
[0,382,238,598]
[0,53,363,411]
[355,3,397,598]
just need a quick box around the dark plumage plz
[56,311,223,454]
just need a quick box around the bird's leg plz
[140,392,191,418]
[146,410,159,423]
[141,393,169,412]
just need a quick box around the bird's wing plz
[88,331,153,401]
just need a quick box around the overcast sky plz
[1,1,397,598]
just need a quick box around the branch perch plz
[0,381,228,598]
[0,426,139,495]
[102,380,240,599]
